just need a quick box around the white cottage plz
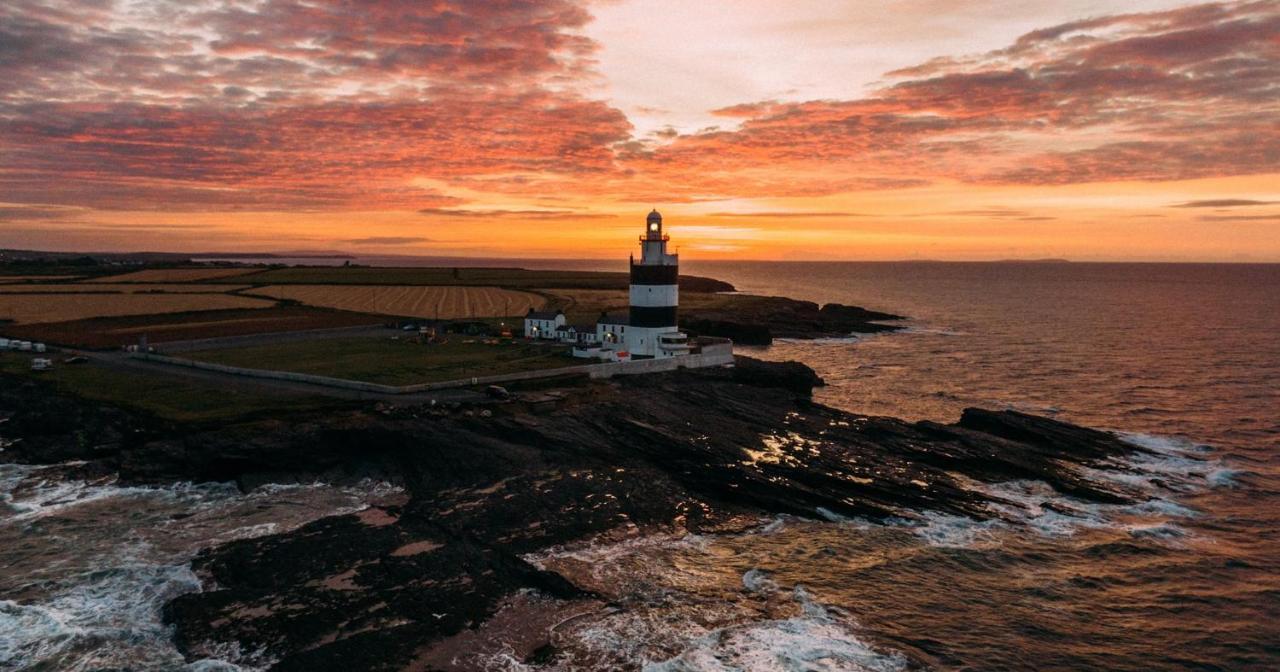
[524,309,564,339]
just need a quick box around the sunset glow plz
[2,0,1278,260]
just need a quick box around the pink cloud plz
[0,0,1276,214]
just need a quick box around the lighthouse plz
[630,207,680,335]
[589,210,690,358]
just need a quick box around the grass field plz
[184,337,574,386]
[251,284,545,319]
[228,266,631,289]
[95,268,263,282]
[0,283,250,294]
[1,306,385,349]
[0,293,274,324]
[0,356,346,423]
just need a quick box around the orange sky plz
[1,0,1277,261]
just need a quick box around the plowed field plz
[253,285,544,318]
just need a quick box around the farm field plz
[549,288,776,321]
[1,306,385,349]
[95,267,263,282]
[184,337,574,386]
[226,266,735,292]
[252,284,546,319]
[0,284,250,294]
[0,293,273,325]
[227,266,628,289]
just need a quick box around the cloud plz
[706,211,869,218]
[943,209,1031,218]
[341,236,434,245]
[0,0,1277,214]
[418,208,616,219]
[0,206,77,221]
[0,0,629,211]
[1171,199,1277,208]
[1198,214,1280,221]
[620,1,1280,198]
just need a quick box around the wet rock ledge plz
[1,358,1156,670]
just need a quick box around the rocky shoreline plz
[682,299,905,345]
[0,356,1161,670]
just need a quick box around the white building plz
[555,323,599,346]
[523,309,564,339]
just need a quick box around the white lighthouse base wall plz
[584,340,734,377]
[623,325,682,358]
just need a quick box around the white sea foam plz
[643,587,907,672]
[742,568,778,593]
[1117,432,1209,454]
[1126,523,1187,540]
[759,516,789,534]
[1207,468,1244,488]
[901,440,1217,550]
[525,530,712,577]
[901,325,966,337]
[0,465,399,671]
[0,558,205,670]
[775,335,865,345]
[908,511,1004,548]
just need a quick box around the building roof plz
[525,309,563,320]
[596,311,629,326]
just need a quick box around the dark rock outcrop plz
[1,358,1152,670]
[678,275,736,293]
[731,355,826,393]
[681,318,774,345]
[682,297,904,344]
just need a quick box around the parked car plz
[484,385,512,400]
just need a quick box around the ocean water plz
[523,261,1280,671]
[4,261,1279,670]
[0,466,401,670]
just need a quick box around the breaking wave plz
[0,463,400,671]
[644,585,907,672]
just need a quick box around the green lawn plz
[183,337,576,386]
[0,356,346,423]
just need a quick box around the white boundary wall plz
[131,340,733,395]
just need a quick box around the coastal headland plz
[0,259,1157,669]
[2,356,1158,669]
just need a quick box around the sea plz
[3,260,1278,671]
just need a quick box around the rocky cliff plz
[0,358,1156,670]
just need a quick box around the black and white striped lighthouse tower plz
[626,209,688,357]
